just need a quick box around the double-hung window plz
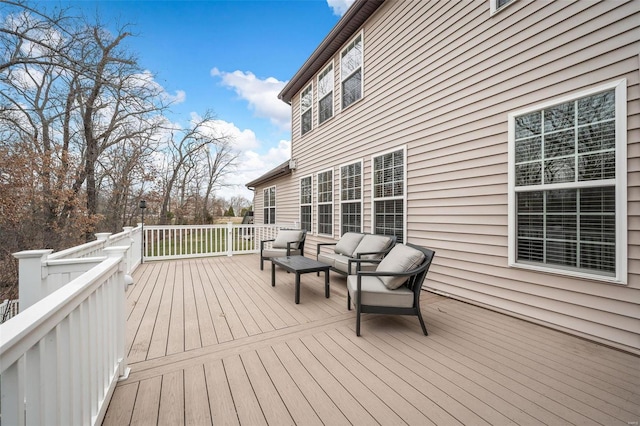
[372,148,406,243]
[340,160,362,234]
[317,169,333,236]
[263,186,276,224]
[300,175,312,232]
[300,84,313,136]
[318,63,334,125]
[508,80,627,282]
[341,33,363,109]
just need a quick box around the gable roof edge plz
[277,0,385,104]
[245,160,292,190]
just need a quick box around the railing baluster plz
[42,327,58,423]
[1,358,25,425]
[58,315,71,425]
[26,340,43,424]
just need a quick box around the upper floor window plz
[300,84,313,136]
[300,175,312,232]
[318,63,334,125]
[317,169,333,236]
[508,80,627,283]
[490,0,515,14]
[341,33,363,109]
[263,186,276,224]
[340,160,362,234]
[373,148,405,243]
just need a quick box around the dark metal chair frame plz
[347,243,436,336]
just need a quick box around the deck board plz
[103,254,640,425]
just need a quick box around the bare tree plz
[0,0,78,73]
[160,113,236,223]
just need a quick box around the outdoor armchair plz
[347,243,436,336]
[260,229,307,270]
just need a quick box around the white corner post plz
[122,227,135,278]
[95,232,112,244]
[227,222,233,257]
[12,249,54,312]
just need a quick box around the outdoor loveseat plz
[316,232,396,276]
[347,243,436,336]
[260,229,307,270]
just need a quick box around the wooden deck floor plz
[103,254,640,425]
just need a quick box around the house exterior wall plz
[253,0,640,354]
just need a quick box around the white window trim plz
[339,159,364,235]
[339,31,364,112]
[316,168,334,237]
[299,174,313,233]
[263,185,276,225]
[300,83,313,136]
[370,146,407,243]
[490,0,515,15]
[317,61,334,125]
[507,79,627,284]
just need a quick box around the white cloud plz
[327,0,355,16]
[211,67,291,131]
[216,139,291,202]
[175,112,290,202]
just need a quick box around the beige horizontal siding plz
[258,0,640,354]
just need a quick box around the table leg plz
[324,269,330,298]
[295,273,301,304]
[271,261,275,287]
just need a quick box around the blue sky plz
[51,0,354,199]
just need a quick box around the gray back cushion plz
[353,234,394,259]
[334,232,365,256]
[272,230,304,249]
[376,244,425,289]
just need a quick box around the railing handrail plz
[48,227,139,261]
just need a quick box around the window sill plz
[509,261,626,286]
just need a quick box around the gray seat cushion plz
[317,252,344,268]
[376,244,426,289]
[335,256,378,274]
[347,275,414,308]
[334,232,365,257]
[353,235,394,259]
[262,248,302,258]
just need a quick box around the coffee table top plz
[272,255,330,273]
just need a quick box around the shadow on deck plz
[103,254,640,425]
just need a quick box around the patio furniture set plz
[260,230,436,336]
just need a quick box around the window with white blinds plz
[318,64,333,125]
[373,148,405,243]
[341,33,363,109]
[263,186,276,224]
[340,161,362,234]
[509,80,627,282]
[300,176,312,232]
[300,84,312,136]
[317,169,333,236]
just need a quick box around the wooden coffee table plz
[271,255,330,304]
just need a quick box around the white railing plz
[142,223,288,261]
[0,222,294,424]
[0,247,129,426]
